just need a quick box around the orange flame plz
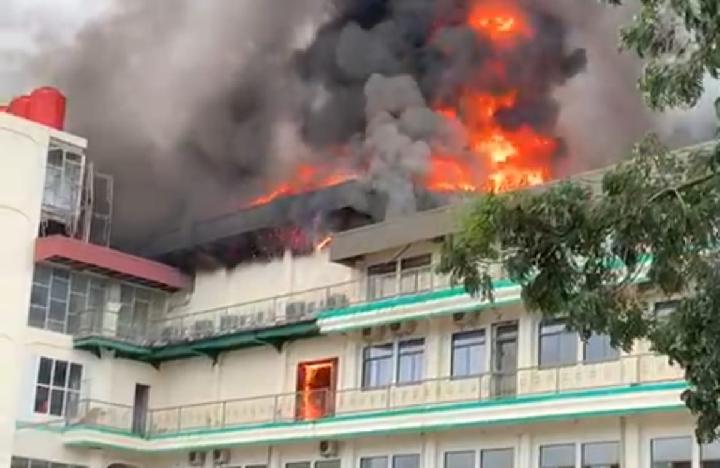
[426,0,553,195]
[245,165,354,209]
[315,235,333,252]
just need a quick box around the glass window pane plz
[48,300,67,322]
[53,360,68,387]
[583,441,619,466]
[10,457,29,468]
[315,461,340,468]
[452,330,486,377]
[49,389,65,416]
[539,320,577,367]
[702,440,720,461]
[70,274,88,293]
[584,334,619,363]
[363,355,392,388]
[34,265,52,285]
[37,358,53,385]
[286,464,311,468]
[393,454,419,468]
[50,278,69,300]
[361,457,389,468]
[366,344,394,359]
[445,451,474,468]
[68,364,82,390]
[34,386,49,414]
[482,449,513,468]
[28,305,47,329]
[30,461,49,468]
[31,285,49,307]
[540,444,575,468]
[652,437,692,466]
[398,339,424,383]
[65,391,80,418]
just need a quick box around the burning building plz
[0,1,711,468]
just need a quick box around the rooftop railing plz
[66,353,684,438]
[74,264,452,346]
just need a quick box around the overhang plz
[329,203,461,263]
[35,235,191,292]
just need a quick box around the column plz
[0,115,50,465]
[621,417,641,468]
[517,433,532,468]
[423,433,438,468]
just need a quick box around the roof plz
[35,235,191,291]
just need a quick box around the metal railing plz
[67,353,684,438]
[74,265,452,346]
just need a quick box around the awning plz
[35,235,191,291]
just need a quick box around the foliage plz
[441,0,720,441]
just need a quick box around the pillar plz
[0,114,51,464]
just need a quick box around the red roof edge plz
[35,235,191,292]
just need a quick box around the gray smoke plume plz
[4,0,716,251]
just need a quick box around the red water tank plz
[8,95,31,118]
[28,87,66,130]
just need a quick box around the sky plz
[0,0,111,97]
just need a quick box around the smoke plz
[4,0,717,249]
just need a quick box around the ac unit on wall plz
[213,448,231,465]
[361,325,386,342]
[388,321,416,337]
[452,311,480,328]
[319,440,339,458]
[188,451,206,467]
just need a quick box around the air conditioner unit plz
[286,302,307,321]
[319,440,339,458]
[389,321,416,336]
[220,315,239,332]
[213,448,231,465]
[188,451,206,466]
[361,325,386,341]
[453,311,479,328]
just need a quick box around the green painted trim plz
[74,322,319,363]
[64,403,684,454]
[320,296,523,333]
[318,278,518,321]
[61,380,686,453]
[73,337,153,357]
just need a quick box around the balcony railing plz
[75,265,451,346]
[66,353,684,437]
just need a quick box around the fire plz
[426,0,554,195]
[468,1,532,43]
[315,235,333,252]
[245,165,354,209]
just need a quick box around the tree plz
[439,0,720,442]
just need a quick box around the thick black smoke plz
[30,0,590,246]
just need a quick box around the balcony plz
[66,353,684,441]
[73,264,455,361]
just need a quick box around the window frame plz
[33,357,82,418]
[362,338,425,389]
[581,441,620,468]
[538,319,579,368]
[539,443,576,468]
[651,436,693,468]
[582,333,620,364]
[367,254,433,300]
[451,329,487,378]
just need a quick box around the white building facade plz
[0,113,714,468]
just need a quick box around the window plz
[481,449,513,468]
[368,262,398,299]
[286,463,310,468]
[397,339,424,384]
[651,437,692,468]
[34,357,82,417]
[361,457,388,468]
[315,462,340,468]
[583,333,619,363]
[582,442,619,468]
[445,451,474,468]
[11,457,87,468]
[540,444,575,468]
[42,144,84,216]
[393,455,419,468]
[362,343,394,387]
[28,265,108,335]
[451,330,486,377]
[368,254,433,299]
[362,339,425,388]
[702,440,720,467]
[539,319,578,367]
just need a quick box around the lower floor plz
[11,412,716,468]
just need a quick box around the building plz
[0,109,716,468]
